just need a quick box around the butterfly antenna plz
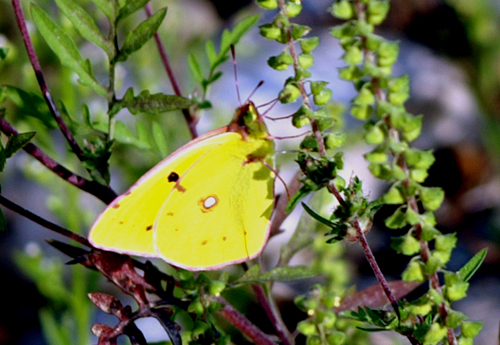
[231,45,242,106]
[245,80,264,105]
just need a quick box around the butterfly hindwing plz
[154,133,274,270]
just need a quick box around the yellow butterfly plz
[88,102,275,271]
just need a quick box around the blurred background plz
[1,0,500,344]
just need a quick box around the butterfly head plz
[229,101,269,140]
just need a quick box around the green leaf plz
[2,86,55,128]
[113,120,150,149]
[236,266,318,284]
[117,7,167,62]
[0,48,9,61]
[302,202,336,228]
[54,0,114,56]
[205,41,217,67]
[31,5,107,97]
[117,0,151,22]
[39,308,72,345]
[89,0,114,22]
[210,14,260,72]
[111,88,193,116]
[5,132,36,158]
[0,208,6,232]
[458,248,487,282]
[151,121,168,157]
[188,53,204,83]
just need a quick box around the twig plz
[0,195,90,246]
[12,0,85,160]
[211,296,277,345]
[252,284,293,345]
[0,118,117,204]
[144,4,198,138]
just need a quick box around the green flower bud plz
[407,302,432,316]
[344,45,363,65]
[292,105,313,127]
[314,89,332,105]
[427,288,443,305]
[384,184,405,204]
[324,133,345,149]
[425,255,442,274]
[365,148,388,163]
[192,320,210,338]
[286,2,302,17]
[419,186,444,211]
[300,37,320,54]
[402,260,425,282]
[256,0,278,9]
[188,299,204,316]
[350,104,372,120]
[365,124,385,145]
[208,280,226,296]
[307,335,322,345]
[369,162,392,180]
[401,234,421,255]
[458,337,473,345]
[367,0,389,24]
[300,135,319,151]
[298,53,314,69]
[297,320,317,336]
[378,41,399,67]
[461,321,483,338]
[410,168,428,183]
[446,281,469,301]
[326,331,345,345]
[280,82,301,103]
[365,34,382,51]
[353,87,375,105]
[435,234,457,251]
[268,51,294,71]
[445,310,467,328]
[424,323,447,345]
[259,24,282,41]
[291,24,311,40]
[331,0,354,20]
[333,175,346,190]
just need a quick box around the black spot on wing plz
[201,240,208,246]
[168,172,179,182]
[146,225,153,231]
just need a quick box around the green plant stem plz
[0,195,90,246]
[253,284,293,345]
[144,4,198,139]
[11,0,85,161]
[0,117,117,204]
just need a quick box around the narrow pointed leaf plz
[117,0,151,22]
[5,132,36,158]
[2,86,55,128]
[113,121,150,149]
[458,248,487,282]
[31,5,107,97]
[302,202,336,227]
[54,0,114,56]
[117,7,167,62]
[152,121,168,157]
[236,266,318,284]
[88,0,114,22]
[111,87,193,116]
[188,53,203,82]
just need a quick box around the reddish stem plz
[144,4,198,139]
[213,296,276,345]
[0,195,90,246]
[11,0,85,160]
[0,118,117,204]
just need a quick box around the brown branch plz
[12,0,86,161]
[144,4,198,139]
[211,296,277,345]
[0,118,117,204]
[0,194,90,246]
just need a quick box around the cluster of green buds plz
[176,270,229,344]
[330,0,484,343]
[295,284,347,345]
[257,0,342,153]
